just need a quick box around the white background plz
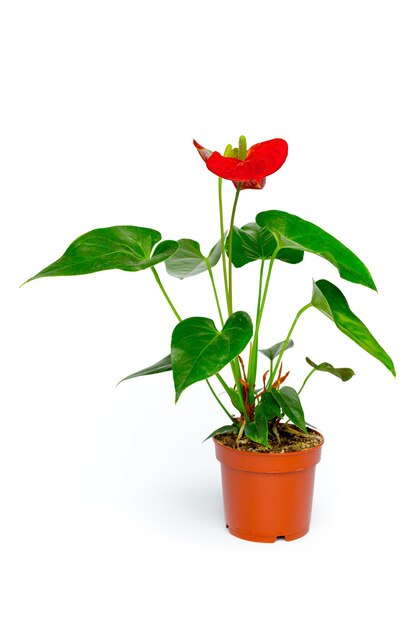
[1,1,415,624]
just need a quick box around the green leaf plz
[311,279,396,376]
[305,356,355,382]
[273,386,307,432]
[259,339,294,360]
[245,406,270,447]
[227,222,304,268]
[257,391,281,420]
[203,424,238,442]
[171,311,253,401]
[118,354,172,384]
[256,210,376,290]
[165,238,221,279]
[25,226,178,282]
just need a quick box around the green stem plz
[227,183,242,315]
[230,360,248,420]
[267,303,312,389]
[216,370,247,420]
[246,248,280,400]
[151,267,232,420]
[205,260,224,326]
[258,249,279,320]
[246,259,265,402]
[298,367,318,395]
[215,372,232,394]
[223,183,247,415]
[218,177,229,307]
[255,260,266,331]
[151,267,182,322]
[206,379,234,421]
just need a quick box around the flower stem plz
[227,183,242,315]
[218,177,229,307]
[267,303,312,389]
[223,182,248,415]
[217,179,246,417]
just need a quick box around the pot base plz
[227,524,309,543]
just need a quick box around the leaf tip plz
[384,354,396,377]
[19,277,33,288]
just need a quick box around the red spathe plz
[193,138,288,190]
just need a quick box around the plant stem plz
[258,249,279,320]
[230,359,248,420]
[236,419,246,442]
[151,267,181,322]
[272,423,281,444]
[298,367,318,395]
[206,379,234,421]
[267,303,312,389]
[227,183,242,315]
[246,259,265,402]
[246,248,279,401]
[151,266,232,420]
[215,179,247,417]
[218,177,229,307]
[215,371,247,419]
[205,259,224,326]
[223,182,248,415]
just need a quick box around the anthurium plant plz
[24,135,395,448]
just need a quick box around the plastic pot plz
[214,435,323,543]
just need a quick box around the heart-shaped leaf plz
[203,424,238,442]
[305,356,355,382]
[171,311,253,401]
[256,210,376,290]
[165,238,221,279]
[311,279,395,375]
[227,222,304,268]
[25,226,178,282]
[118,354,172,384]
[273,386,307,432]
[257,391,281,420]
[259,339,294,360]
[245,405,270,446]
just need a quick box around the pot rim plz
[214,428,324,458]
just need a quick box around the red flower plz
[193,137,288,190]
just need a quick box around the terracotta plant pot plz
[214,435,324,543]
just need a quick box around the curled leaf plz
[305,357,355,382]
[259,339,294,360]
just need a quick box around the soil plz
[215,424,323,454]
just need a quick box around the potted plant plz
[23,134,395,542]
